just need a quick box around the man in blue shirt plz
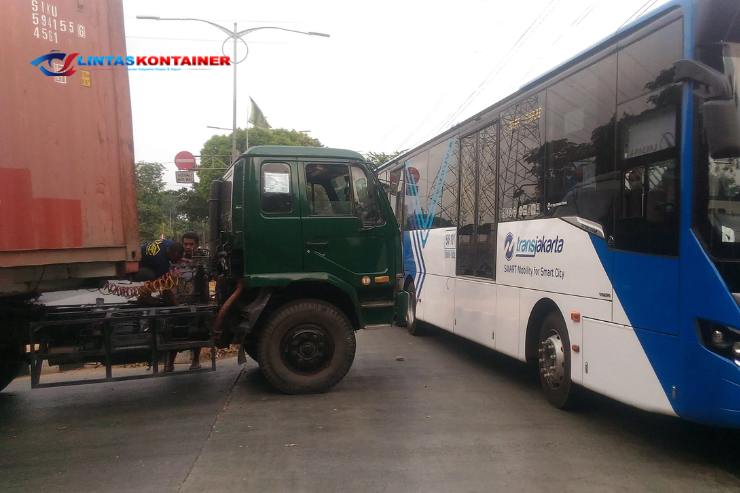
[136,239,185,281]
[136,239,185,372]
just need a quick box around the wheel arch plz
[403,275,415,293]
[524,297,564,365]
[256,280,361,334]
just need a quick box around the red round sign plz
[174,151,196,170]
[407,167,420,184]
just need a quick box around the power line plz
[125,35,299,44]
[124,16,301,24]
[428,0,563,138]
[392,0,665,153]
[393,0,571,153]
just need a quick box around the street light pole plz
[232,22,237,162]
[136,16,329,163]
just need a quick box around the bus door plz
[611,114,680,334]
[609,19,683,336]
[453,125,504,350]
[612,160,680,335]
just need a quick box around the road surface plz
[2,326,739,492]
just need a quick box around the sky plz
[122,0,670,187]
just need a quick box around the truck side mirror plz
[674,58,740,159]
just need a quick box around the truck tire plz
[0,345,24,392]
[538,312,576,409]
[257,299,356,394]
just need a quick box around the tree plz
[364,150,406,171]
[196,128,323,200]
[135,162,210,243]
[135,162,168,242]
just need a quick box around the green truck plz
[2,146,406,395]
[209,146,408,394]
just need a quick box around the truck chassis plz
[27,302,216,389]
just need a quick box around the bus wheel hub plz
[539,333,565,388]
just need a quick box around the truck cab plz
[210,146,407,393]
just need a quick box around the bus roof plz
[244,146,365,161]
[377,0,692,173]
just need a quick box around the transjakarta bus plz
[377,0,740,427]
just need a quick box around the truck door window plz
[261,162,292,213]
[306,163,353,216]
[350,165,382,224]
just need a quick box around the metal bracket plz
[28,303,217,389]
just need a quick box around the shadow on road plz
[419,324,740,482]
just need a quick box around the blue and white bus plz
[377,0,740,427]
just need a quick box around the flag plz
[248,97,272,130]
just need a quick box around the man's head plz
[181,232,200,258]
[166,242,185,264]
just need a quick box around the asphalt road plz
[2,326,740,493]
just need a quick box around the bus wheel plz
[0,344,24,392]
[257,299,356,394]
[538,312,575,409]
[405,281,425,336]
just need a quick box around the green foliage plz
[364,150,406,171]
[196,127,323,200]
[135,162,167,242]
[135,162,208,243]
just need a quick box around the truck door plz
[247,159,304,275]
[300,162,390,284]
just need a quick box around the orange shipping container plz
[0,0,140,295]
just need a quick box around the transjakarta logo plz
[504,232,515,261]
[31,51,231,76]
[504,232,565,261]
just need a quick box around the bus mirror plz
[674,59,740,158]
[674,59,732,100]
[703,99,740,159]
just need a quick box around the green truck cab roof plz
[243,146,365,161]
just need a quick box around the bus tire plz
[538,312,576,409]
[0,344,24,392]
[405,281,425,336]
[257,299,356,394]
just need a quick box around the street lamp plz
[137,15,329,162]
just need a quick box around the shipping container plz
[0,0,140,297]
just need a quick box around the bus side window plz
[614,19,682,256]
[499,92,546,223]
[545,53,618,233]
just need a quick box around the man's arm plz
[163,289,179,306]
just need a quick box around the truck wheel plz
[257,299,356,394]
[538,312,576,409]
[405,281,425,336]
[0,345,24,392]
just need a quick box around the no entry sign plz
[175,151,196,170]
